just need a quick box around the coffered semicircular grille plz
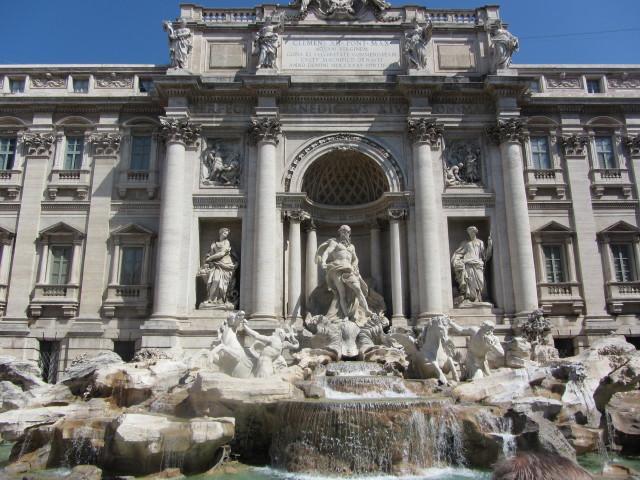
[302,150,389,206]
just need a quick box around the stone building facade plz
[1,2,639,377]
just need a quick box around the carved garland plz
[284,133,405,192]
[407,118,444,146]
[486,118,528,144]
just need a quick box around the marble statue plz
[404,20,431,70]
[451,226,492,306]
[356,313,409,372]
[445,163,464,186]
[316,225,373,321]
[199,228,238,309]
[490,22,519,71]
[163,18,192,69]
[254,17,280,69]
[202,142,241,186]
[242,319,299,377]
[209,311,254,378]
[449,319,504,380]
[415,315,461,385]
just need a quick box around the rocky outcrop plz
[452,366,548,405]
[60,351,124,396]
[0,356,45,390]
[0,381,29,412]
[0,404,80,441]
[558,423,602,455]
[607,390,640,455]
[508,408,577,460]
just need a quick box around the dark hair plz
[492,452,593,480]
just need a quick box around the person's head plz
[219,227,230,240]
[178,17,187,28]
[480,320,495,334]
[338,225,351,242]
[467,225,479,239]
[492,452,593,480]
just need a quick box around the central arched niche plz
[301,149,390,206]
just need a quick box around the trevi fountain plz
[1,0,640,479]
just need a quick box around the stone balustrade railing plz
[202,9,258,23]
[427,10,477,24]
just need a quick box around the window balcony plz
[102,284,152,317]
[606,281,640,314]
[0,170,23,200]
[117,169,158,199]
[47,169,91,200]
[29,284,80,318]
[525,168,567,199]
[589,168,633,198]
[538,282,584,315]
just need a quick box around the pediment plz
[534,221,573,234]
[39,222,84,238]
[599,221,640,235]
[111,223,155,236]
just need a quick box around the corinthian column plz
[249,117,281,323]
[388,209,406,323]
[305,220,318,303]
[487,119,538,314]
[407,118,445,318]
[151,117,200,323]
[286,209,309,321]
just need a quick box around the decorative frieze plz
[30,74,66,89]
[159,116,201,145]
[95,74,134,89]
[558,134,590,156]
[90,133,122,155]
[249,117,282,144]
[407,118,444,146]
[608,76,640,89]
[546,76,581,89]
[486,119,528,144]
[22,133,55,156]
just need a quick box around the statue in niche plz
[208,311,254,378]
[414,314,461,385]
[316,225,373,322]
[199,228,238,310]
[163,18,192,69]
[242,319,299,377]
[444,141,482,186]
[448,319,504,380]
[490,22,519,71]
[202,141,241,186]
[451,226,492,306]
[404,20,432,70]
[254,17,281,69]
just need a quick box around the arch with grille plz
[284,133,405,196]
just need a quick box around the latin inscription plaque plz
[283,37,401,71]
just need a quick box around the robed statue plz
[163,18,192,69]
[199,227,238,309]
[451,226,492,305]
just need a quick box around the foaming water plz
[320,375,416,400]
[247,466,489,480]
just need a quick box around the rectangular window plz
[543,245,565,283]
[587,79,601,93]
[120,246,144,285]
[611,244,635,282]
[73,78,89,93]
[139,79,153,93]
[114,341,137,362]
[0,138,16,170]
[595,136,616,169]
[38,340,61,384]
[529,79,541,93]
[48,246,72,285]
[530,136,552,170]
[9,79,25,93]
[130,136,151,170]
[64,136,84,170]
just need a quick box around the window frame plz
[64,136,85,170]
[586,78,602,94]
[129,135,152,171]
[72,78,89,94]
[594,135,617,169]
[119,245,145,285]
[0,137,17,170]
[9,78,25,93]
[610,243,636,283]
[530,135,553,170]
[542,244,566,284]
[48,245,73,285]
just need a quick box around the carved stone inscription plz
[283,38,401,70]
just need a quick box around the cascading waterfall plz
[64,426,102,467]
[320,375,412,399]
[475,410,516,458]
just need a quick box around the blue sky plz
[2,0,639,65]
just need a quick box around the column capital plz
[159,116,201,146]
[89,132,122,156]
[624,134,640,157]
[249,117,282,145]
[558,133,590,157]
[284,209,310,223]
[486,118,528,145]
[304,218,317,232]
[387,208,407,221]
[21,132,55,157]
[407,118,444,147]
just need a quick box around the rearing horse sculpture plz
[416,315,461,385]
[209,310,254,378]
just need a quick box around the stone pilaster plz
[285,209,309,321]
[407,118,445,318]
[487,118,538,315]
[249,117,281,324]
[388,208,407,324]
[146,116,200,341]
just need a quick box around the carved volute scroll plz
[90,133,122,156]
[159,116,201,146]
[407,118,444,147]
[624,134,640,157]
[486,118,528,145]
[22,132,55,156]
[558,133,590,157]
[249,117,282,145]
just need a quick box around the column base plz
[416,311,445,323]
[249,313,282,330]
[391,315,408,329]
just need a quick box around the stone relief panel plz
[608,76,640,89]
[201,139,243,187]
[209,42,247,69]
[443,139,482,187]
[95,74,134,89]
[436,43,476,71]
[546,76,582,89]
[30,75,66,89]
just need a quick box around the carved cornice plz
[90,133,121,155]
[249,117,282,145]
[558,134,590,157]
[624,135,640,156]
[159,116,201,146]
[21,132,55,156]
[407,118,444,146]
[486,118,528,145]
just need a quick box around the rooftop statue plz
[163,18,192,70]
[289,0,390,19]
[451,226,492,306]
[254,17,282,69]
[490,21,519,71]
[404,19,432,70]
[317,225,373,321]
